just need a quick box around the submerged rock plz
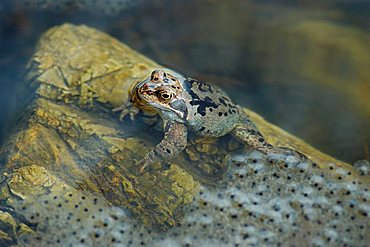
[0,24,368,246]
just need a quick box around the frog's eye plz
[158,91,172,102]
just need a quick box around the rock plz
[0,24,368,246]
[0,211,16,238]
[2,24,200,232]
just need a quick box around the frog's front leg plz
[112,101,140,121]
[137,121,188,173]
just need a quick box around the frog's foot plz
[112,102,139,121]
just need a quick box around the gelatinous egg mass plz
[14,151,369,246]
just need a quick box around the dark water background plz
[0,0,369,164]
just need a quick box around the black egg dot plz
[230,214,238,219]
[218,112,222,116]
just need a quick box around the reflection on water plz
[0,1,369,162]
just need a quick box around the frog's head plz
[131,69,189,121]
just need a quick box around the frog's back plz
[183,79,241,137]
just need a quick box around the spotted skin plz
[114,69,306,173]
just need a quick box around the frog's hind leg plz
[231,114,274,154]
[231,114,310,162]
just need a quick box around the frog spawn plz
[14,151,370,247]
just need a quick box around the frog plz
[113,69,307,173]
